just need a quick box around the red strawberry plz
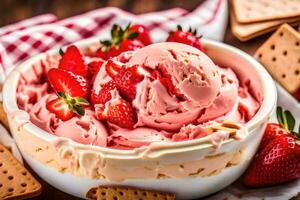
[146,66,183,98]
[107,65,144,101]
[47,68,90,120]
[91,81,116,105]
[259,123,288,151]
[46,98,74,121]
[243,107,300,187]
[48,68,89,98]
[96,99,137,129]
[94,45,119,60]
[59,45,88,79]
[129,24,152,45]
[167,25,205,52]
[243,135,300,187]
[119,39,144,53]
[95,24,144,60]
[87,60,103,77]
[105,59,122,78]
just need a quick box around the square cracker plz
[255,24,300,93]
[0,143,41,199]
[232,0,300,24]
[86,186,175,200]
[231,11,300,41]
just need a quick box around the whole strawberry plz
[129,24,152,45]
[167,25,205,52]
[243,107,300,187]
[95,24,147,60]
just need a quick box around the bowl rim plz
[3,38,277,158]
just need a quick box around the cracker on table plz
[230,10,300,41]
[232,0,300,24]
[255,24,300,93]
[0,103,9,130]
[0,143,41,199]
[86,186,175,200]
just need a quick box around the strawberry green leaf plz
[126,31,139,39]
[284,110,295,132]
[111,24,120,39]
[291,131,300,140]
[101,40,112,47]
[125,23,131,31]
[193,29,197,36]
[276,107,284,125]
[73,105,85,116]
[177,25,182,31]
[57,92,67,99]
[76,97,90,106]
[59,48,64,56]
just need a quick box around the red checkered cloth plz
[0,0,228,83]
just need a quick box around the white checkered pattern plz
[0,0,227,83]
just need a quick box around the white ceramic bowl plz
[3,38,277,199]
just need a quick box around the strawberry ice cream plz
[16,42,260,150]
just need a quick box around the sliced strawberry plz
[91,81,116,105]
[46,98,74,121]
[167,25,205,52]
[88,60,103,77]
[46,93,89,121]
[110,65,144,101]
[105,59,122,78]
[48,68,89,98]
[97,99,137,129]
[146,66,183,99]
[59,45,88,79]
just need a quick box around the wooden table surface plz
[0,0,298,199]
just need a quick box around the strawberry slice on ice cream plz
[59,45,89,79]
[47,68,90,120]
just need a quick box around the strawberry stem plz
[57,92,89,116]
[59,48,64,56]
[276,106,297,133]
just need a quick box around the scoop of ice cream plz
[54,110,108,147]
[29,93,61,133]
[128,42,238,130]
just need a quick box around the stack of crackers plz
[231,0,300,41]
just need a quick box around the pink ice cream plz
[16,42,261,149]
[129,43,238,130]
